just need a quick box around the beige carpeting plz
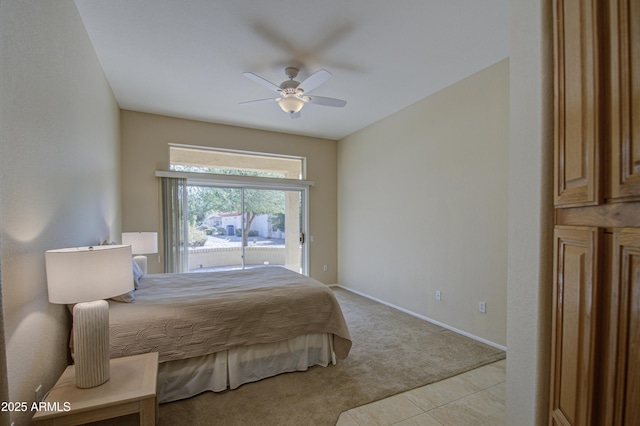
[93,287,505,426]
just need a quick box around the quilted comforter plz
[107,267,351,363]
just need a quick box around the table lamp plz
[45,245,133,388]
[121,232,158,274]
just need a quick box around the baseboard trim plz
[331,284,507,352]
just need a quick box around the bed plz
[105,266,352,403]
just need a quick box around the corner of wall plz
[505,0,553,424]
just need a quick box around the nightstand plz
[32,352,158,425]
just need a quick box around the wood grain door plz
[608,229,640,425]
[552,0,640,423]
[608,0,640,201]
[553,0,603,207]
[549,226,600,426]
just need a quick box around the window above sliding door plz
[161,145,311,275]
[169,145,305,180]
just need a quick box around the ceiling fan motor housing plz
[280,80,300,91]
[284,66,299,79]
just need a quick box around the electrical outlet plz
[436,291,441,301]
[35,384,43,402]
[479,301,486,313]
[323,265,328,272]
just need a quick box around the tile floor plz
[336,359,506,426]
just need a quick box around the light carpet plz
[93,287,505,426]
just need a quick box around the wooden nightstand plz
[32,352,158,425]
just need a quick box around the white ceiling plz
[74,0,509,141]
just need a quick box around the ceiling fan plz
[240,67,347,119]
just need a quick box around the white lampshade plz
[45,245,134,304]
[278,95,305,113]
[45,244,134,388]
[122,232,158,255]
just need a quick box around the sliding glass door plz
[188,186,243,271]
[186,185,305,274]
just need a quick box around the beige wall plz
[120,111,338,282]
[0,270,6,426]
[0,1,121,424]
[337,59,509,347]
[506,0,553,423]
[0,2,552,424]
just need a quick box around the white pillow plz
[99,240,136,302]
[132,259,144,289]
[111,290,135,303]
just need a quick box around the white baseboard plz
[331,284,507,352]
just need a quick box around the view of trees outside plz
[170,165,288,248]
[188,186,285,247]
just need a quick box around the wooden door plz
[553,0,602,207]
[549,226,600,426]
[608,229,640,425]
[608,0,640,201]
[552,0,640,424]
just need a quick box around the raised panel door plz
[550,226,600,426]
[609,229,640,425]
[553,0,603,207]
[609,0,640,201]
[552,0,640,424]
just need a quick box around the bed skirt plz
[157,332,335,403]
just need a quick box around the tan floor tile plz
[456,361,506,390]
[348,394,424,426]
[493,359,506,369]
[338,362,507,426]
[427,385,505,426]
[393,412,443,426]
[336,411,360,426]
[484,382,506,401]
[403,376,480,411]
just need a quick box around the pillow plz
[111,290,135,303]
[132,259,144,289]
[100,240,138,300]
[110,260,142,302]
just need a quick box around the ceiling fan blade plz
[297,69,331,93]
[239,97,279,105]
[243,72,282,93]
[305,95,347,107]
[289,111,301,119]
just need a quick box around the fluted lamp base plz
[73,300,110,388]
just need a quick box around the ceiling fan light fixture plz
[278,95,305,114]
[243,67,345,116]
